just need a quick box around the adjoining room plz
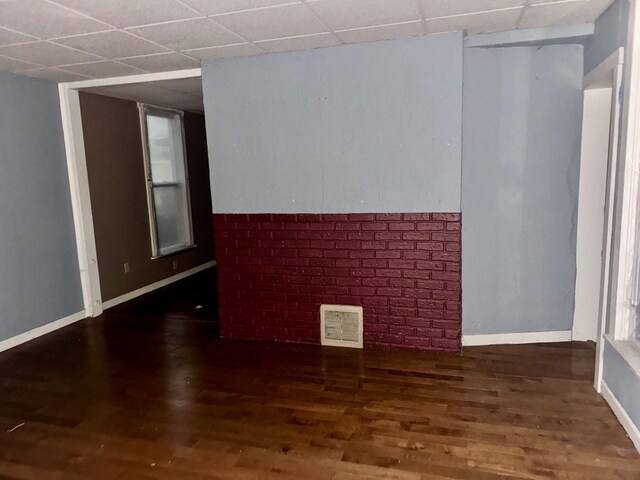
[0,0,639,478]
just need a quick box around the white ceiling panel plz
[0,41,101,66]
[154,77,203,96]
[213,3,327,41]
[307,0,421,31]
[0,55,40,72]
[128,18,244,51]
[21,67,89,82]
[0,0,109,39]
[86,80,204,113]
[118,52,200,72]
[420,0,525,19]
[255,32,340,53]
[53,30,168,59]
[184,0,300,16]
[337,21,424,44]
[520,0,614,29]
[0,0,616,82]
[50,0,200,28]
[184,43,262,60]
[427,7,523,35]
[0,27,37,47]
[60,60,146,78]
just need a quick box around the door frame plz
[58,68,202,317]
[580,48,625,392]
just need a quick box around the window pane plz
[152,185,189,253]
[143,108,192,256]
[146,113,186,184]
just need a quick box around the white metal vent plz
[320,304,363,349]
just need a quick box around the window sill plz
[604,334,640,380]
[151,244,197,260]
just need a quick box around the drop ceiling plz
[84,77,205,113]
[0,0,615,83]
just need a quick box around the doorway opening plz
[573,48,624,390]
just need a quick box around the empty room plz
[0,0,639,478]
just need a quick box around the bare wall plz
[0,72,83,341]
[202,33,463,214]
[462,44,584,336]
[79,92,215,302]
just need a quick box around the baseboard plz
[101,260,217,310]
[0,310,86,354]
[462,330,572,346]
[601,381,640,453]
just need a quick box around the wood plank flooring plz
[0,311,638,479]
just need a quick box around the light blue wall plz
[0,72,83,341]
[584,0,629,74]
[202,33,463,214]
[462,45,584,335]
[603,342,640,429]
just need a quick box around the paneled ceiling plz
[84,77,205,113]
[0,0,615,82]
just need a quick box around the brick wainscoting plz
[213,213,461,353]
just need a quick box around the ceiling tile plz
[118,52,200,72]
[0,0,110,39]
[21,67,89,82]
[306,0,421,31]
[128,18,243,51]
[60,60,146,78]
[213,3,326,41]
[53,30,168,59]
[420,0,525,19]
[426,7,523,34]
[0,41,101,66]
[336,21,423,44]
[184,43,262,60]
[0,54,40,72]
[155,77,202,96]
[0,27,37,46]
[255,32,339,53]
[520,0,613,29]
[88,81,203,112]
[50,0,201,28]
[184,0,300,16]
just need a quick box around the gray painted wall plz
[603,342,640,429]
[584,0,629,74]
[0,72,83,341]
[202,33,463,214]
[462,45,584,335]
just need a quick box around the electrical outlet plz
[172,260,178,271]
[123,262,130,273]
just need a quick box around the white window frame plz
[138,103,195,259]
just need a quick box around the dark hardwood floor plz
[0,287,638,478]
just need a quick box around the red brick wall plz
[213,213,461,353]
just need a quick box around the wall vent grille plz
[320,304,363,349]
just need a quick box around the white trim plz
[462,330,572,346]
[584,48,625,89]
[58,85,103,317]
[601,381,640,453]
[0,311,86,354]
[102,260,216,310]
[612,0,640,341]
[60,68,202,90]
